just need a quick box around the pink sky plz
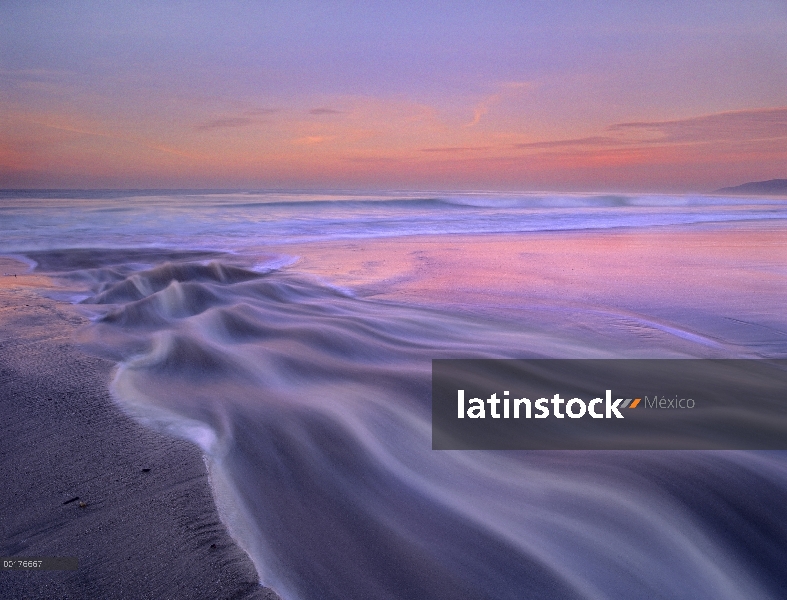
[1,2,785,192]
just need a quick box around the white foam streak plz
[68,258,787,600]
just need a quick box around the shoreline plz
[259,220,787,356]
[2,218,785,597]
[0,258,279,599]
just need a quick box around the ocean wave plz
[3,190,787,253]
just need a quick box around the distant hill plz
[714,179,787,195]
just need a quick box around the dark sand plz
[0,258,279,599]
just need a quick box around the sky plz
[1,1,786,192]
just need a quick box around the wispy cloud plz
[514,108,787,152]
[194,108,281,130]
[195,117,254,131]
[514,136,622,150]
[608,107,787,143]
[465,97,496,127]
[292,135,332,145]
[465,81,535,127]
[19,117,197,159]
[245,108,280,116]
[342,155,402,163]
[309,108,344,115]
[421,146,491,153]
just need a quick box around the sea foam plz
[53,253,786,600]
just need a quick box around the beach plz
[1,190,787,599]
[4,2,786,596]
[0,258,278,599]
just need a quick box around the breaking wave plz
[4,189,787,252]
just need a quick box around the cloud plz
[421,146,491,153]
[465,95,499,127]
[292,135,331,145]
[465,81,536,127]
[195,117,254,131]
[514,108,787,153]
[309,108,344,115]
[514,137,622,150]
[245,108,280,116]
[19,117,197,159]
[342,156,402,163]
[608,107,787,143]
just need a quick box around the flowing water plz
[3,189,787,599]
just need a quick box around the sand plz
[264,221,786,313]
[262,221,787,355]
[0,258,279,599]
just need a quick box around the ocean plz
[3,189,787,599]
[3,189,787,252]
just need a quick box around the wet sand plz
[0,258,278,599]
[265,221,787,356]
[267,221,785,311]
